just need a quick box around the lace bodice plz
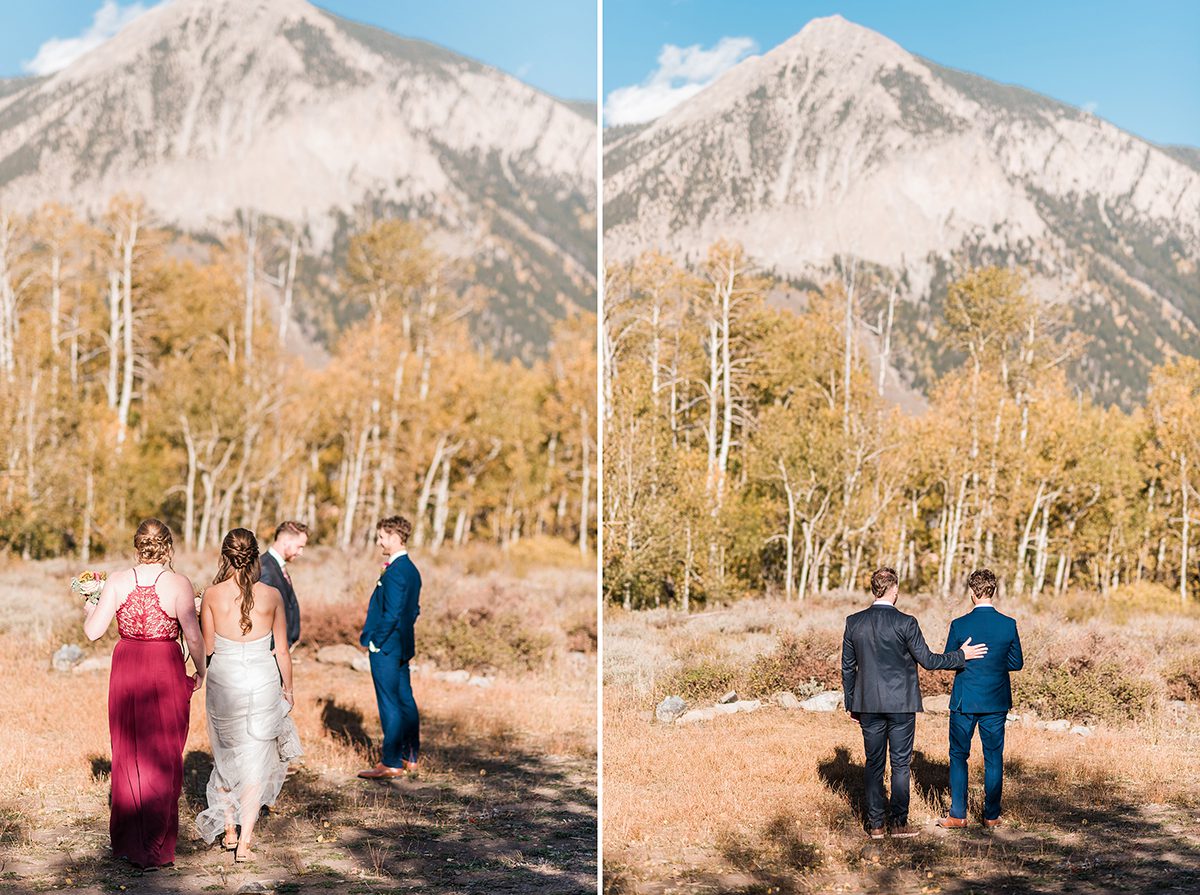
[116,569,180,641]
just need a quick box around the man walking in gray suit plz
[842,567,988,839]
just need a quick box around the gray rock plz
[717,690,738,704]
[923,694,951,714]
[72,656,110,673]
[676,707,720,725]
[773,691,802,710]
[52,644,84,672]
[676,700,762,724]
[800,691,844,712]
[1006,712,1021,722]
[468,675,495,688]
[1037,719,1072,732]
[434,669,472,684]
[656,695,687,723]
[350,653,371,673]
[713,699,762,715]
[1069,725,1093,737]
[236,883,272,894]
[316,644,366,669]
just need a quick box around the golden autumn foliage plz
[0,204,596,559]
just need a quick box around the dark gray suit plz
[260,550,300,647]
[841,603,965,829]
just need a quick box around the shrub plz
[1165,653,1200,701]
[662,660,738,702]
[1013,655,1157,722]
[422,606,553,673]
[738,632,841,698]
[564,612,598,653]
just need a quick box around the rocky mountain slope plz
[604,15,1200,405]
[0,0,597,356]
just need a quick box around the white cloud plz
[604,36,757,126]
[22,1,151,76]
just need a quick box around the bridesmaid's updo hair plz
[134,519,174,567]
[214,528,261,636]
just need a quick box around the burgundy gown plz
[109,568,193,867]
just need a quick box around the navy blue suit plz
[361,553,421,767]
[943,604,1023,820]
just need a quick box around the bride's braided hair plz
[213,528,261,635]
[133,519,174,568]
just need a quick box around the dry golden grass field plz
[0,540,596,895]
[603,589,1200,895]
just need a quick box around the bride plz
[197,528,301,862]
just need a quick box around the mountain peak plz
[0,0,596,355]
[604,21,1200,406]
[774,15,910,66]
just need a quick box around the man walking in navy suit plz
[358,515,422,780]
[842,568,989,839]
[938,568,1024,829]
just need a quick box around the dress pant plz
[369,651,420,767]
[949,711,1006,821]
[859,712,915,829]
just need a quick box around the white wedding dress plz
[196,633,302,842]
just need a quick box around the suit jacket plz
[945,605,1023,713]
[841,604,965,714]
[360,554,421,661]
[260,551,300,647]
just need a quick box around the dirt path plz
[1,745,596,894]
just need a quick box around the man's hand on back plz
[961,636,988,661]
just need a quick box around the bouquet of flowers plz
[71,570,107,605]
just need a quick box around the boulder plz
[713,699,762,715]
[72,656,111,674]
[773,691,802,710]
[1037,719,1072,732]
[1069,725,1093,737]
[316,644,367,670]
[434,669,472,684]
[350,653,371,673]
[656,696,687,723]
[800,691,844,712]
[676,707,720,725]
[676,700,762,724]
[923,694,951,714]
[52,644,84,672]
[717,690,738,705]
[468,675,495,688]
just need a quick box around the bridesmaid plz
[84,519,205,869]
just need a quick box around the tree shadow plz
[21,712,597,894]
[813,749,1200,894]
[320,696,374,754]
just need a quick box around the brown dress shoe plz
[888,824,920,838]
[937,816,969,829]
[983,817,1002,828]
[357,763,406,779]
[867,827,886,839]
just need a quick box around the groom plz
[358,515,422,779]
[259,520,308,650]
[842,567,988,838]
[938,569,1024,829]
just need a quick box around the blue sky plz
[604,0,1200,146]
[0,1,597,101]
